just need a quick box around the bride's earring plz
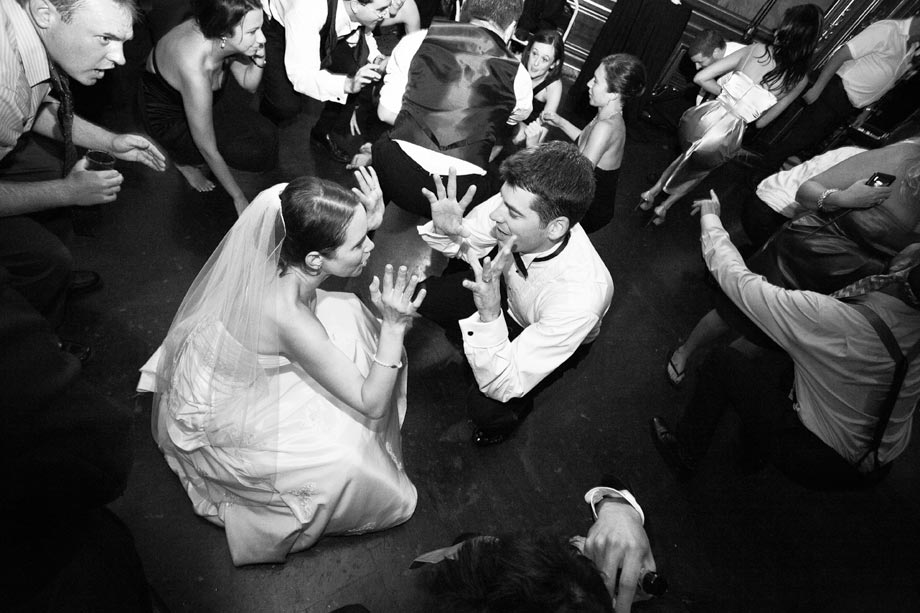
[220,37,227,49]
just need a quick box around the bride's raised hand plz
[351,165,385,231]
[370,264,426,329]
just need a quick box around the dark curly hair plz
[192,0,261,40]
[761,3,823,93]
[422,532,613,613]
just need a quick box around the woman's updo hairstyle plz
[601,53,647,99]
[192,0,261,40]
[278,177,359,275]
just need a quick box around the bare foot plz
[177,164,215,192]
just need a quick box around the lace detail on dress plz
[285,484,318,518]
[343,522,377,535]
[386,441,403,471]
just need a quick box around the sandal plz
[666,347,686,386]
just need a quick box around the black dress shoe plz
[650,416,694,480]
[59,340,92,363]
[310,132,350,164]
[471,427,512,447]
[68,270,102,296]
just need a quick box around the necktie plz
[832,273,901,301]
[48,63,78,176]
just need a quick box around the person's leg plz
[770,411,884,490]
[467,384,534,444]
[674,345,792,467]
[0,216,73,328]
[312,33,363,144]
[213,87,279,172]
[372,137,493,217]
[668,309,731,385]
[417,268,476,345]
[759,76,856,171]
[740,193,788,250]
[259,17,304,123]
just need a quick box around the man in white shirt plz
[417,142,613,446]
[762,15,920,170]
[687,30,746,106]
[653,193,920,490]
[1,0,164,347]
[259,0,390,162]
[370,0,532,217]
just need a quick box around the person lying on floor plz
[413,477,658,613]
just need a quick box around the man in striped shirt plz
[0,0,164,333]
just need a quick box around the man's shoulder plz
[850,19,903,45]
[541,231,613,302]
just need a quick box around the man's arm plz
[802,45,853,104]
[460,297,601,402]
[1,102,162,215]
[377,29,426,124]
[507,63,533,125]
[280,3,351,103]
[695,193,832,351]
[581,484,654,613]
[32,101,165,171]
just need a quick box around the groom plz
[417,141,613,446]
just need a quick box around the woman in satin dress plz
[639,4,822,225]
[138,169,425,565]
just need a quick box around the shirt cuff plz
[583,486,645,525]
[458,311,508,348]
[416,223,462,258]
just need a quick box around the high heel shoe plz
[636,190,656,212]
[649,203,668,226]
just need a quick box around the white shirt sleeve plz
[378,29,426,120]
[508,63,533,125]
[417,194,501,260]
[701,213,833,352]
[584,486,645,525]
[278,2,349,102]
[459,290,601,402]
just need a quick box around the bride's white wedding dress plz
[137,184,416,566]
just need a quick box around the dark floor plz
[56,15,920,613]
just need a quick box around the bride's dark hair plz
[761,3,822,93]
[278,177,359,274]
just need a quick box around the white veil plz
[151,184,289,504]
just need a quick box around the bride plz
[138,168,424,565]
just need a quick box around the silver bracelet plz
[816,188,839,213]
[372,356,403,369]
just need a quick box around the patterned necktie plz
[831,274,897,301]
[48,63,78,176]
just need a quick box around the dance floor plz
[60,19,920,613]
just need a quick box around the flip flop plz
[666,348,686,387]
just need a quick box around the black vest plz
[318,0,367,71]
[389,21,520,167]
